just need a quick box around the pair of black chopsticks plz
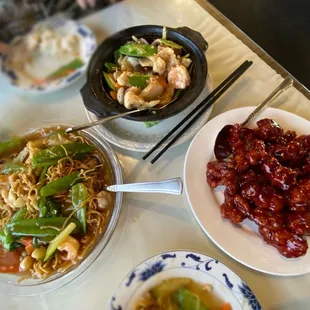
[142,60,253,164]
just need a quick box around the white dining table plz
[1,0,310,309]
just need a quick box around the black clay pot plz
[81,25,208,122]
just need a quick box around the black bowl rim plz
[84,25,208,122]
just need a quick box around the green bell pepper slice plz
[119,43,157,57]
[103,72,117,90]
[40,172,80,197]
[72,183,87,234]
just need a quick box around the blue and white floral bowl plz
[109,250,261,310]
[0,16,96,94]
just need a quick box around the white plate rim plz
[85,74,214,152]
[0,19,96,94]
[108,249,262,310]
[184,107,310,276]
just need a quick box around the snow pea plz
[103,72,117,90]
[40,172,80,197]
[129,74,151,88]
[6,217,80,237]
[119,43,157,57]
[72,183,87,234]
[104,62,118,71]
[114,49,121,63]
[1,162,26,175]
[32,142,95,167]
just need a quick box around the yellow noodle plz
[0,130,114,280]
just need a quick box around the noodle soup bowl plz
[0,121,123,296]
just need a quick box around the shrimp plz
[57,236,80,261]
[157,46,179,71]
[117,87,126,105]
[149,56,166,75]
[117,71,131,87]
[140,78,164,101]
[168,65,191,89]
[96,191,114,210]
[124,88,159,110]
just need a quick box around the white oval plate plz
[86,75,213,152]
[0,16,96,93]
[184,107,310,276]
[108,250,261,310]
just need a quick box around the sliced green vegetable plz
[0,137,24,157]
[104,62,118,71]
[39,197,61,218]
[173,89,183,100]
[32,142,95,167]
[7,217,80,237]
[176,288,209,310]
[44,222,76,261]
[159,38,183,49]
[32,237,39,248]
[151,278,192,299]
[103,72,117,90]
[1,162,26,174]
[9,207,26,223]
[39,166,48,183]
[144,121,160,128]
[119,43,157,57]
[40,172,80,197]
[72,183,87,234]
[129,74,151,88]
[45,59,84,81]
[114,49,121,63]
[33,236,54,246]
[0,230,20,251]
[183,53,190,58]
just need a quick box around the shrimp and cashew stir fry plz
[103,27,192,110]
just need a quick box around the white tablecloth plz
[1,0,310,309]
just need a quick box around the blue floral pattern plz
[139,261,165,281]
[239,282,262,310]
[110,251,262,310]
